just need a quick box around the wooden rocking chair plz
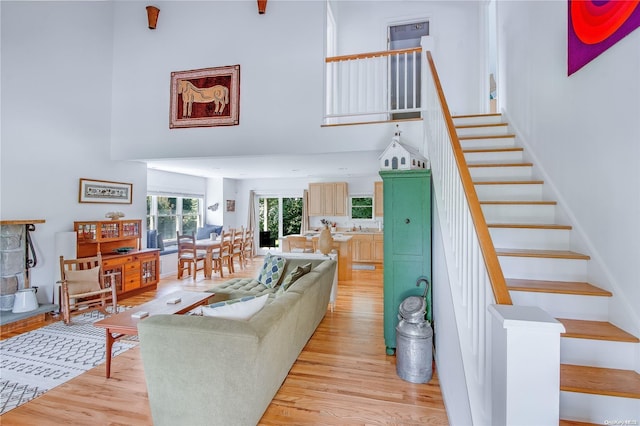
[58,253,118,325]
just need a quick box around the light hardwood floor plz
[1,257,449,425]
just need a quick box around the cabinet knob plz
[405,218,411,224]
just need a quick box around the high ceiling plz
[145,150,383,180]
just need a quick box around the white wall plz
[147,169,205,197]
[496,1,640,335]
[432,204,473,426]
[108,1,484,162]
[334,0,484,115]
[0,2,147,304]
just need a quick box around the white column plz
[489,304,566,426]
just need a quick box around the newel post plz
[489,304,565,426]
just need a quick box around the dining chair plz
[287,235,314,253]
[230,228,245,273]
[58,253,118,325]
[242,227,255,267]
[177,232,206,280]
[218,230,234,275]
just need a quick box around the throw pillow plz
[301,262,313,274]
[279,266,306,292]
[201,294,268,320]
[276,262,315,295]
[257,253,286,288]
[64,267,101,294]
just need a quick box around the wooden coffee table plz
[94,290,213,378]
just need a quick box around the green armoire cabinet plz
[380,169,432,355]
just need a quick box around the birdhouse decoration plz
[379,126,429,171]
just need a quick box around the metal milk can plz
[396,277,433,383]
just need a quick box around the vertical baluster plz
[395,52,400,112]
[331,62,342,114]
[412,50,417,109]
[477,269,487,383]
[403,52,408,110]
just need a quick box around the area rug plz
[0,308,137,415]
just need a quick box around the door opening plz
[388,20,429,120]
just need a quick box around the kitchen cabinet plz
[374,181,384,217]
[308,182,348,216]
[352,234,374,262]
[373,234,384,262]
[380,169,431,355]
[351,233,384,263]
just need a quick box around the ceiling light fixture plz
[146,5,160,29]
[257,0,267,14]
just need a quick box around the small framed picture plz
[79,178,133,204]
[226,200,236,212]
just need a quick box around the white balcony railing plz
[324,47,422,124]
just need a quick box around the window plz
[351,196,373,219]
[147,195,203,246]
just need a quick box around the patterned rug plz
[0,308,137,415]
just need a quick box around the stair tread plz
[497,248,590,260]
[459,134,515,140]
[488,223,571,230]
[559,420,602,426]
[453,113,502,119]
[468,162,533,168]
[506,278,611,296]
[455,122,508,129]
[558,318,639,342]
[464,147,523,153]
[474,179,544,185]
[482,200,557,205]
[561,364,640,399]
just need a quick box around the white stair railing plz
[325,47,422,124]
[424,49,565,426]
[423,50,512,424]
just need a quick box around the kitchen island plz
[282,233,352,281]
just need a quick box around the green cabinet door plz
[380,169,431,355]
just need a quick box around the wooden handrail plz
[426,51,512,305]
[326,47,422,63]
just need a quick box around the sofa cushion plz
[201,294,268,320]
[196,224,223,240]
[257,253,286,288]
[64,266,101,294]
[207,278,276,299]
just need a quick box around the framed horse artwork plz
[170,65,240,128]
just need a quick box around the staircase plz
[452,113,640,424]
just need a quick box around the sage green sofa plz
[137,258,337,426]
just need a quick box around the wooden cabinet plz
[374,181,384,217]
[102,249,159,297]
[308,183,324,216]
[74,219,159,298]
[352,234,374,262]
[373,234,384,262]
[74,219,141,258]
[352,233,384,263]
[308,182,348,216]
[381,169,431,354]
[334,182,348,216]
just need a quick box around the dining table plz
[195,238,223,278]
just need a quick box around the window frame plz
[349,195,374,220]
[147,194,204,247]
